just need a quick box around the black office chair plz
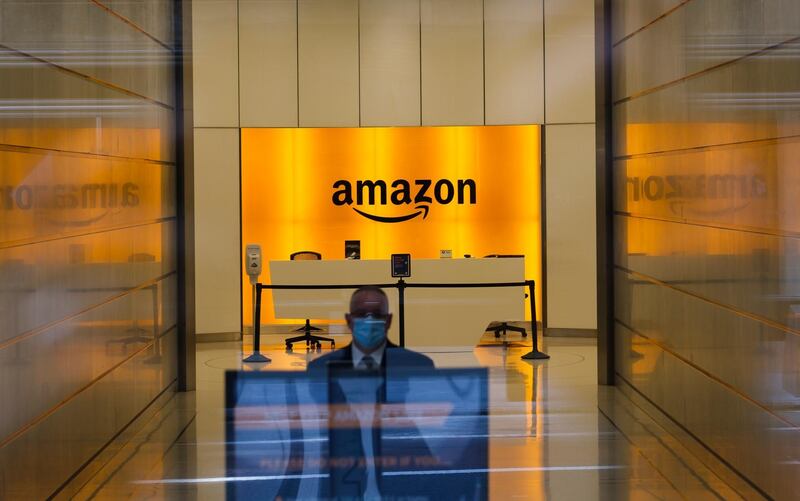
[285,251,335,352]
[290,252,324,332]
[484,254,529,340]
[486,320,529,339]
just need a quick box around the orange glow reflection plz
[623,123,781,256]
[0,127,166,262]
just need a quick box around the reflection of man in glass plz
[308,286,434,371]
[307,286,434,499]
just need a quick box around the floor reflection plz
[70,336,759,500]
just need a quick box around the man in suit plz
[306,286,434,499]
[307,285,434,371]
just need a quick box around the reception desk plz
[268,258,525,348]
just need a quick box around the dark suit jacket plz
[305,341,435,499]
[307,341,434,373]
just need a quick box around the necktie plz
[361,356,376,370]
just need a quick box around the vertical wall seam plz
[358,0,362,127]
[296,0,300,127]
[482,0,486,126]
[541,0,548,325]
[236,0,243,333]
[236,0,241,128]
[542,0,547,124]
[540,125,548,328]
[237,130,243,336]
[419,0,423,126]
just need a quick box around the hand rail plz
[247,279,549,362]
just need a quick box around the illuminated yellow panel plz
[241,126,542,326]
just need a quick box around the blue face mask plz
[351,316,387,350]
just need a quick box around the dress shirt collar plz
[351,341,386,369]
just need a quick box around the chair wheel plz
[494,332,500,338]
[286,344,293,353]
[331,342,335,349]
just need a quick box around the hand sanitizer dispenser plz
[245,244,262,285]
[243,243,270,363]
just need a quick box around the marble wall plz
[0,1,179,497]
[611,1,800,498]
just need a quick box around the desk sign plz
[344,240,361,259]
[391,254,411,277]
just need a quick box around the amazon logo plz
[332,178,477,223]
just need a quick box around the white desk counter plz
[268,258,525,348]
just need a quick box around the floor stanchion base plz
[243,352,271,363]
[521,350,550,360]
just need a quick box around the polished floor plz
[61,334,763,500]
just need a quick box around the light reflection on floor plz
[68,335,755,500]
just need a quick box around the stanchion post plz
[244,283,270,363]
[522,280,549,360]
[398,278,406,348]
[143,283,163,364]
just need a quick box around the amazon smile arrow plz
[352,205,430,223]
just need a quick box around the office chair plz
[290,252,324,331]
[486,320,529,339]
[285,251,335,352]
[484,254,529,340]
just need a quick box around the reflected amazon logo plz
[1,182,140,226]
[626,174,768,217]
[332,178,477,223]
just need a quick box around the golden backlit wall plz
[241,125,541,326]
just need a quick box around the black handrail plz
[249,279,549,362]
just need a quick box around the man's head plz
[345,286,392,353]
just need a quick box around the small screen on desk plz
[391,254,411,277]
